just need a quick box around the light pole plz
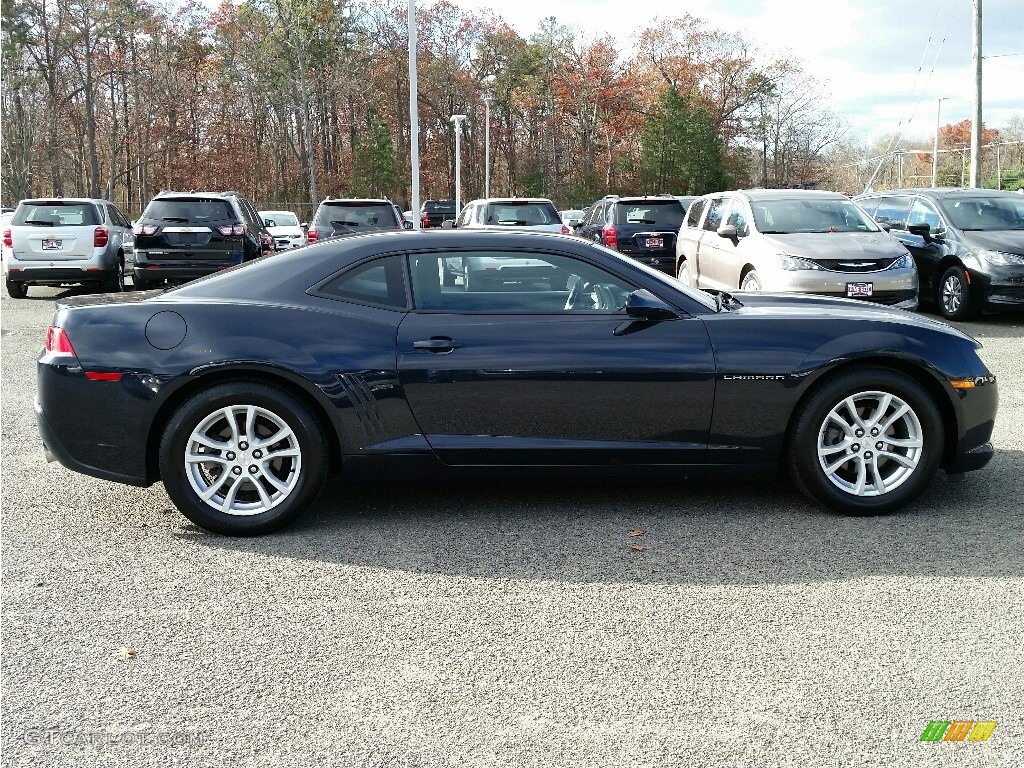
[450,114,467,214]
[483,94,492,198]
[932,97,948,188]
[408,0,420,229]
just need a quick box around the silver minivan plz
[675,190,918,309]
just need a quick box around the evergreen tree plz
[639,86,728,194]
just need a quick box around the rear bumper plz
[6,266,109,285]
[619,251,676,274]
[133,262,239,282]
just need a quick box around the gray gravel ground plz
[2,286,1022,768]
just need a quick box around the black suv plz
[854,188,1024,320]
[306,198,404,243]
[420,199,458,228]
[132,190,271,288]
[576,195,686,274]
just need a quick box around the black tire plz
[739,269,761,291]
[134,274,154,291]
[101,256,126,293]
[787,367,943,516]
[159,382,328,535]
[938,265,974,321]
[6,280,27,298]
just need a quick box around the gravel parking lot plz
[2,286,1022,768]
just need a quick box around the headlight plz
[779,256,823,271]
[886,253,915,270]
[976,249,1024,266]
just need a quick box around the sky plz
[450,0,1024,147]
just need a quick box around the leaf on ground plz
[628,529,645,537]
[629,544,647,552]
[117,647,137,662]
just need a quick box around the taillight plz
[2,229,11,248]
[601,224,618,248]
[94,226,109,247]
[560,224,570,235]
[307,227,318,243]
[132,223,158,236]
[45,325,77,356]
[216,223,246,236]
[421,214,430,228]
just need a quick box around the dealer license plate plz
[846,282,873,297]
[42,239,62,250]
[645,237,663,248]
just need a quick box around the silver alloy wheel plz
[942,273,962,315]
[184,405,302,516]
[741,272,761,291]
[817,390,923,497]
[677,261,692,287]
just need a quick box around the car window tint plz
[316,203,398,230]
[614,201,684,227]
[907,199,943,230]
[726,203,750,237]
[752,198,878,233]
[855,197,879,217]
[938,196,1024,231]
[316,255,407,309]
[409,251,634,313]
[872,196,912,230]
[685,198,707,228]
[456,204,473,227]
[483,202,560,226]
[145,199,236,223]
[702,198,729,232]
[12,201,100,226]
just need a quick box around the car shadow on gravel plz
[176,449,1024,586]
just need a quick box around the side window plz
[475,204,487,224]
[872,196,911,230]
[726,201,750,237]
[314,255,407,309]
[856,197,879,218]
[456,204,473,228]
[907,198,942,231]
[584,203,603,227]
[685,198,707,228]
[408,251,635,313]
[702,197,730,232]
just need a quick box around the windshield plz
[145,198,235,223]
[938,196,1024,231]
[261,211,299,227]
[483,201,561,226]
[614,201,684,227]
[751,198,880,234]
[12,201,100,226]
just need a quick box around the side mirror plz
[717,223,738,239]
[300,222,309,230]
[907,222,942,242]
[441,219,455,229]
[403,221,413,230]
[624,289,680,321]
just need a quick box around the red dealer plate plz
[846,282,873,297]
[645,237,663,248]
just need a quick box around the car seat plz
[411,256,443,309]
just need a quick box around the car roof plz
[857,187,1022,198]
[21,197,109,204]
[614,196,684,204]
[466,198,555,204]
[320,198,392,204]
[733,189,847,202]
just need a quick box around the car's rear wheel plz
[6,279,27,299]
[102,256,125,293]
[159,383,328,535]
[788,367,943,515]
[939,265,974,320]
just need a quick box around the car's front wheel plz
[102,256,126,293]
[740,269,762,291]
[939,265,974,320]
[159,383,328,535]
[788,367,943,515]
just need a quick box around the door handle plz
[413,338,463,353]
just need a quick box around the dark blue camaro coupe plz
[37,230,997,535]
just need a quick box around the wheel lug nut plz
[870,428,879,437]
[865,451,873,459]
[226,452,236,460]
[248,465,258,474]
[253,449,263,459]
[232,467,242,475]
[239,441,249,450]
[855,430,864,438]
[852,444,860,452]
[876,442,884,450]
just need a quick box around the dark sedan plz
[37,230,998,535]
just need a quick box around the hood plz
[266,225,304,238]
[764,231,907,260]
[959,229,1024,255]
[724,291,977,344]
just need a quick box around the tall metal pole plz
[450,115,466,213]
[969,0,982,188]
[408,0,420,229]
[483,95,491,198]
[932,97,947,188]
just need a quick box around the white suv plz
[2,197,134,298]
